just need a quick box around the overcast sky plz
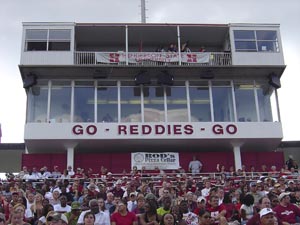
[0,0,299,143]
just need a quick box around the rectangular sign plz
[96,52,210,64]
[131,152,180,170]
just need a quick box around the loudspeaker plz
[135,71,151,85]
[23,74,37,89]
[157,71,174,86]
[268,73,281,89]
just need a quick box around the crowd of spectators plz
[0,161,300,225]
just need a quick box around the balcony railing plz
[74,51,232,66]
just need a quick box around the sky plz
[0,0,299,143]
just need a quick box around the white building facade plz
[19,22,286,171]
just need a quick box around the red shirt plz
[111,211,137,225]
[206,204,226,224]
[273,203,300,224]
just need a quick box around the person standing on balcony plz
[168,44,177,52]
[181,41,191,52]
[188,156,202,175]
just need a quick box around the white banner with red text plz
[96,52,210,64]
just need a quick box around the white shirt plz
[53,204,71,213]
[201,187,210,197]
[78,210,110,225]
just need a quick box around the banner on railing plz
[96,52,210,64]
[131,152,180,170]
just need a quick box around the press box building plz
[18,22,286,172]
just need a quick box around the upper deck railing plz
[74,51,232,66]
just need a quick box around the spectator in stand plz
[18,166,29,180]
[179,200,198,225]
[37,204,54,225]
[40,166,52,179]
[269,166,278,178]
[127,192,137,212]
[259,165,268,177]
[160,213,175,225]
[77,199,110,225]
[82,212,95,225]
[201,180,211,198]
[9,210,31,225]
[87,184,99,199]
[246,196,283,225]
[138,200,160,225]
[53,196,71,213]
[268,194,279,208]
[111,180,125,198]
[273,192,300,224]
[104,192,114,213]
[49,190,60,206]
[188,156,202,175]
[96,184,107,201]
[73,168,84,179]
[193,196,206,216]
[60,170,70,180]
[64,201,81,225]
[258,208,276,225]
[198,209,213,225]
[240,194,255,225]
[60,186,73,205]
[206,195,227,225]
[290,189,300,206]
[186,192,197,213]
[30,193,44,220]
[247,182,264,206]
[222,192,239,223]
[157,196,172,216]
[111,199,137,225]
[106,173,116,188]
[132,195,145,214]
[52,166,62,179]
[67,166,75,177]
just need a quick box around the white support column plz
[67,147,75,169]
[232,142,243,171]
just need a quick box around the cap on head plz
[71,201,80,210]
[197,196,206,204]
[259,208,274,218]
[278,192,290,201]
[52,213,68,224]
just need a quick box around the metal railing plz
[74,51,232,66]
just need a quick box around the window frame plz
[25,29,71,51]
[234,30,279,53]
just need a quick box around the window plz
[143,86,165,122]
[189,81,211,122]
[97,81,118,123]
[27,81,48,123]
[49,81,71,123]
[25,29,47,51]
[234,82,257,122]
[74,81,95,122]
[212,81,234,122]
[121,82,142,123]
[48,30,71,51]
[167,86,188,122]
[234,30,279,52]
[25,29,71,51]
